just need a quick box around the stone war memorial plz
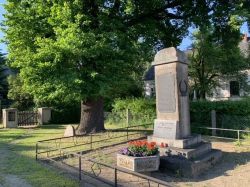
[148,47,222,177]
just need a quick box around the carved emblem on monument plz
[179,79,188,96]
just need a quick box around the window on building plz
[230,81,240,96]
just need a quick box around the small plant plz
[234,140,242,146]
[119,140,158,157]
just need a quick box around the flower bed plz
[117,140,160,172]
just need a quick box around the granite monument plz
[148,47,222,177]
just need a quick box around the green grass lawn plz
[0,124,79,187]
[0,123,150,187]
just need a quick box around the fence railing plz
[36,124,153,160]
[194,126,250,142]
[86,157,173,186]
[35,124,176,186]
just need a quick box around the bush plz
[190,98,250,115]
[106,98,156,126]
[110,97,250,137]
[190,98,250,137]
[112,98,156,116]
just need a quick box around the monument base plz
[147,134,222,177]
[160,149,222,178]
[148,134,201,149]
[159,142,212,159]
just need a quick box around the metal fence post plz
[114,168,117,187]
[127,127,129,140]
[90,134,92,150]
[211,110,216,136]
[126,108,130,127]
[79,156,82,180]
[35,143,38,160]
[237,130,240,142]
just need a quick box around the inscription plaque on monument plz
[153,119,179,139]
[157,74,176,113]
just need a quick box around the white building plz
[207,34,250,101]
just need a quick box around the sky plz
[0,0,6,54]
[0,1,249,54]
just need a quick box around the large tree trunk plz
[76,98,105,134]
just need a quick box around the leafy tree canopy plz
[189,28,250,99]
[3,0,250,132]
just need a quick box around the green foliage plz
[190,98,250,115]
[3,1,250,130]
[7,75,34,110]
[0,53,8,92]
[112,98,156,116]
[4,1,249,105]
[188,27,250,99]
[105,98,156,126]
[3,0,159,105]
[190,98,250,137]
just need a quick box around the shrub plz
[107,98,156,126]
[190,98,250,115]
[190,98,250,137]
[112,98,156,116]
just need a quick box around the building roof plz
[143,66,155,81]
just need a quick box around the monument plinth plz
[148,47,195,147]
[148,47,221,177]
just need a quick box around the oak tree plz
[3,0,249,133]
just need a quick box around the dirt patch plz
[175,138,250,187]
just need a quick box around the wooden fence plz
[18,111,38,126]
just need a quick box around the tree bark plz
[76,98,105,134]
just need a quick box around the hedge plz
[112,98,156,116]
[112,97,250,134]
[49,97,250,132]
